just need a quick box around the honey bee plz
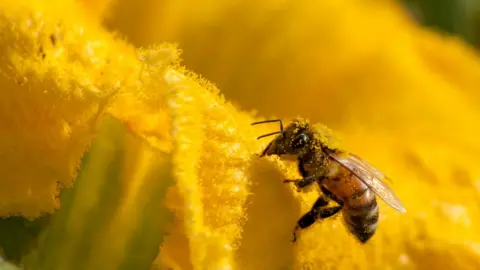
[252,118,406,243]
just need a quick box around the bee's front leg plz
[284,158,325,190]
[283,176,316,189]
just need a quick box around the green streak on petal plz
[23,116,173,270]
[117,158,173,270]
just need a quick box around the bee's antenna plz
[256,131,283,140]
[251,119,284,140]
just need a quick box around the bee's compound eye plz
[292,133,309,149]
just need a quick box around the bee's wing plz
[329,153,407,213]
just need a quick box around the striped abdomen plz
[342,187,379,243]
[323,167,379,243]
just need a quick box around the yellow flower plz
[1,0,480,269]
[103,0,480,268]
[0,0,174,217]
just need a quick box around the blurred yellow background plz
[0,0,480,269]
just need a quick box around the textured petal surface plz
[101,0,480,269]
[23,116,174,270]
[0,0,175,217]
[1,0,480,269]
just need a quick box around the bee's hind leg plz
[321,186,344,206]
[292,196,342,242]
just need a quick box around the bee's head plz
[252,118,315,157]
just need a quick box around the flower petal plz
[24,116,174,270]
[0,0,176,216]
